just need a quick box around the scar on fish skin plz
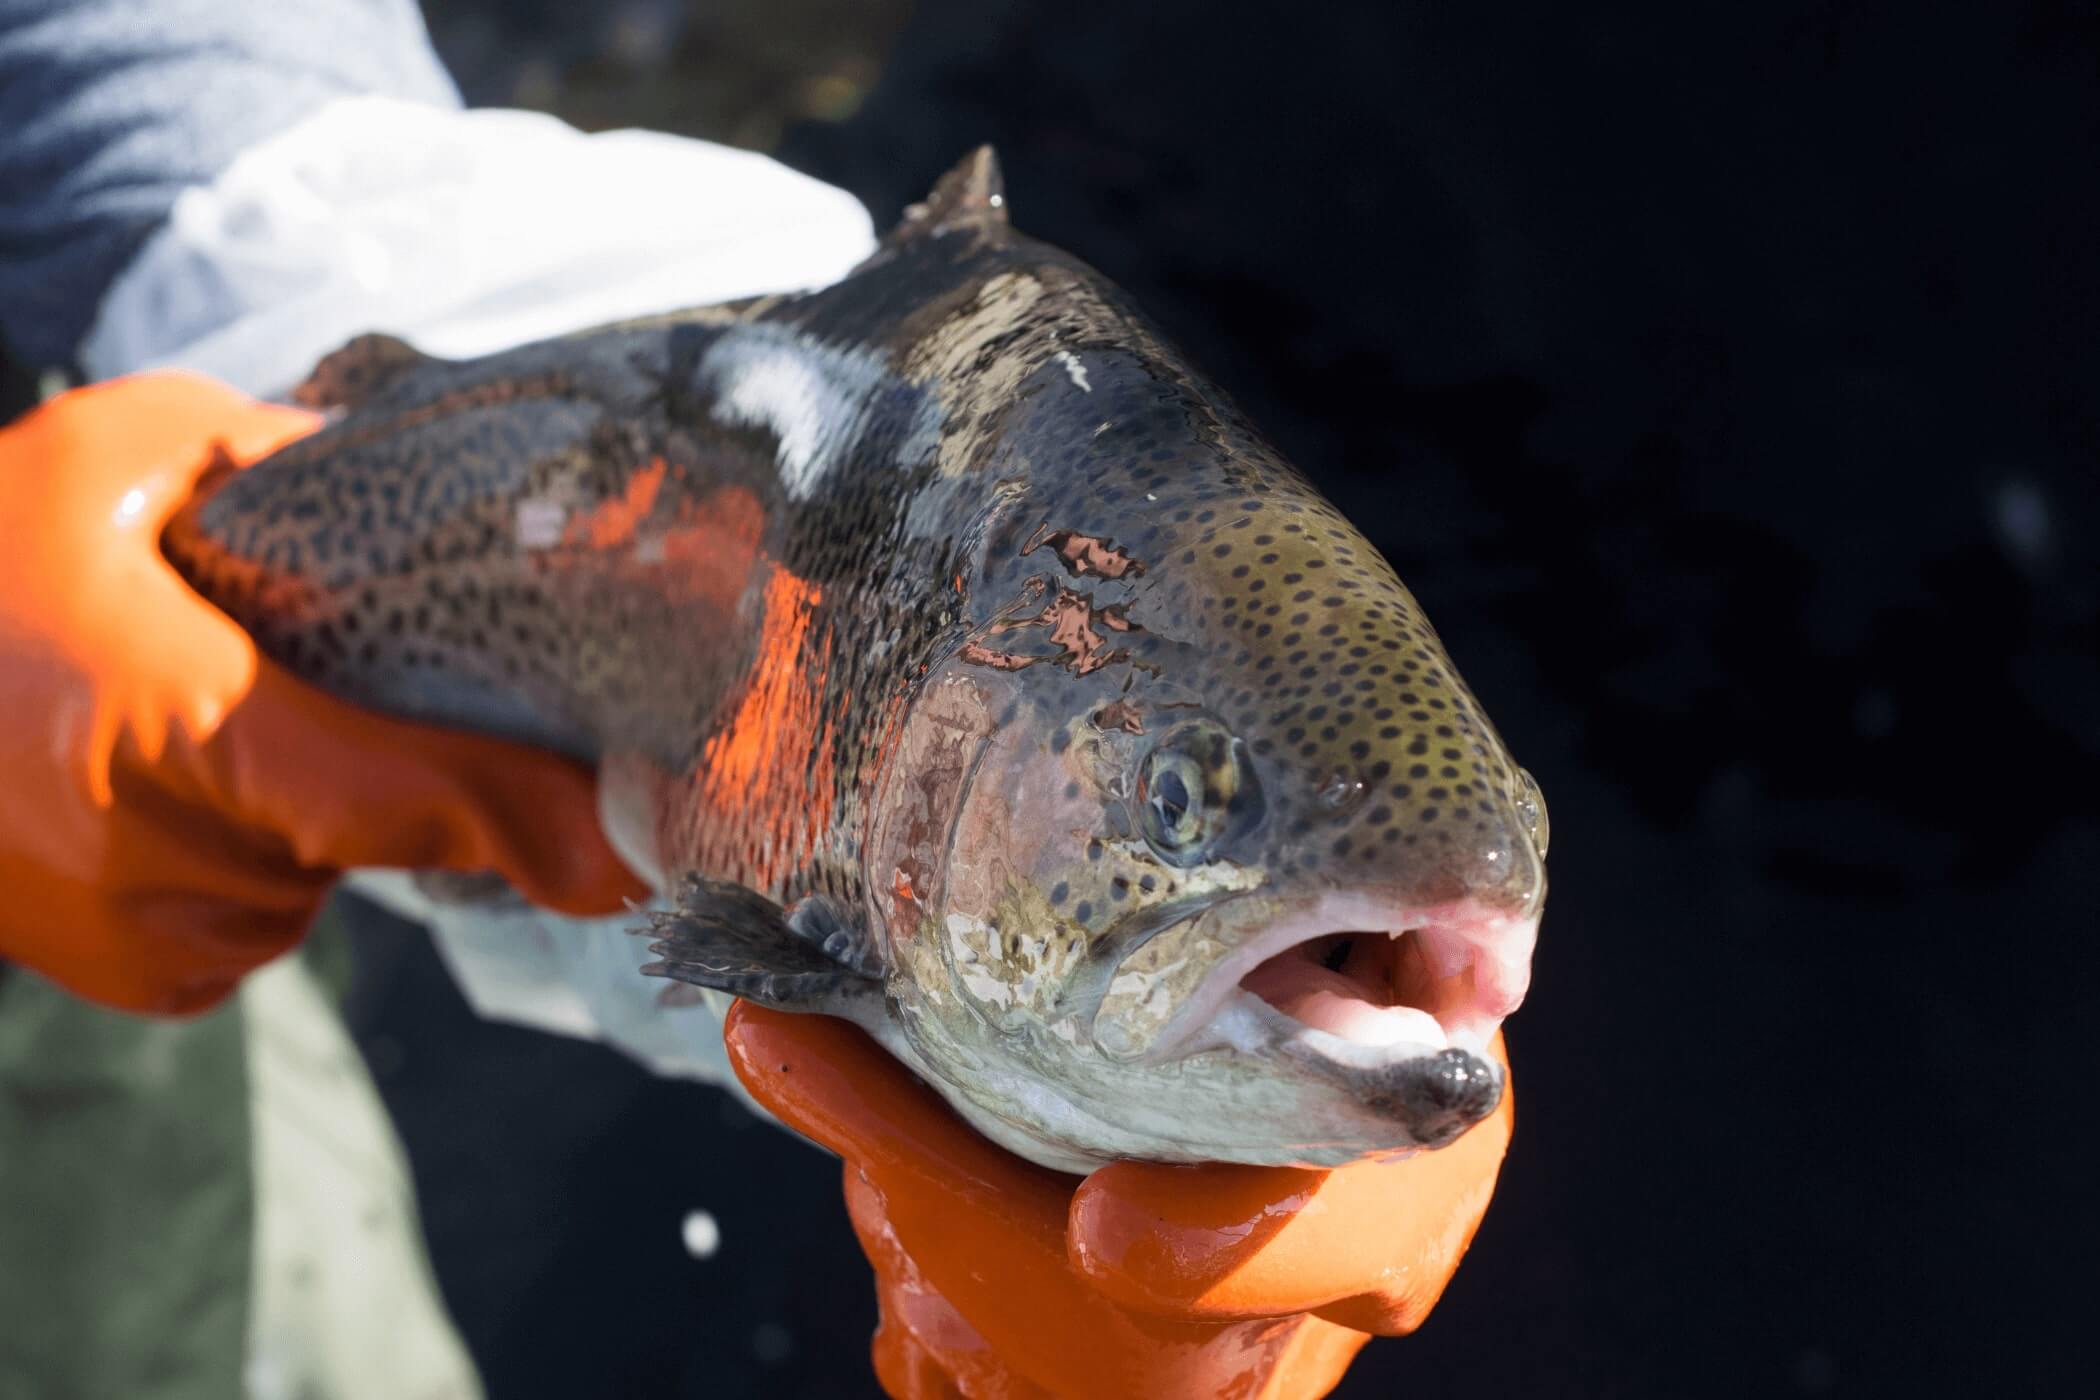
[1021,523,1148,579]
[962,587,1137,675]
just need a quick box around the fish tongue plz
[1284,988,1448,1048]
[1241,936,1448,1048]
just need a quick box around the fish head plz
[865,449,1548,1170]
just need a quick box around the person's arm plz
[0,0,459,375]
[2,0,875,1061]
[0,0,876,393]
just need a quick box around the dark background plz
[48,1,2100,1396]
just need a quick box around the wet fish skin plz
[165,149,1548,1171]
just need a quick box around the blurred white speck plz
[1146,491,1158,501]
[680,1208,720,1260]
[751,1321,793,1364]
[1991,477,2053,571]
[114,487,147,523]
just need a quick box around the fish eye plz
[1135,720,1263,867]
[1141,752,1204,851]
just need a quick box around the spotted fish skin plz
[166,150,1548,1171]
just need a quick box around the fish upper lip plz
[1133,889,1539,1066]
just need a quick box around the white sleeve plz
[84,95,876,397]
[343,871,759,1106]
[91,96,878,1092]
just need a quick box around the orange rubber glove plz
[0,372,644,1014]
[726,1002,1513,1400]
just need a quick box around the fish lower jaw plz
[1206,994,1506,1150]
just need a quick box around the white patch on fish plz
[1055,348,1092,392]
[699,324,940,500]
[514,498,566,549]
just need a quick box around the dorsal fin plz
[888,145,1009,246]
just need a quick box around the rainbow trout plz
[165,150,1548,1172]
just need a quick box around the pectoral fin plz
[639,877,881,1015]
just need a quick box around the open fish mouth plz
[1240,914,1536,1058]
[1141,892,1539,1070]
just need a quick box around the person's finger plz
[724,1001,1058,1198]
[22,372,318,499]
[206,657,647,914]
[71,381,648,916]
[1068,1035,1514,1333]
[731,1004,1515,1331]
[726,1003,1373,1398]
[841,1159,1371,1400]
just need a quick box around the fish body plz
[166,150,1548,1172]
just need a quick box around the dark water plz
[354,2,2096,1395]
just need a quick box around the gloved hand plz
[0,372,644,1014]
[726,1001,1514,1400]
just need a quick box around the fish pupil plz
[1155,769,1191,827]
